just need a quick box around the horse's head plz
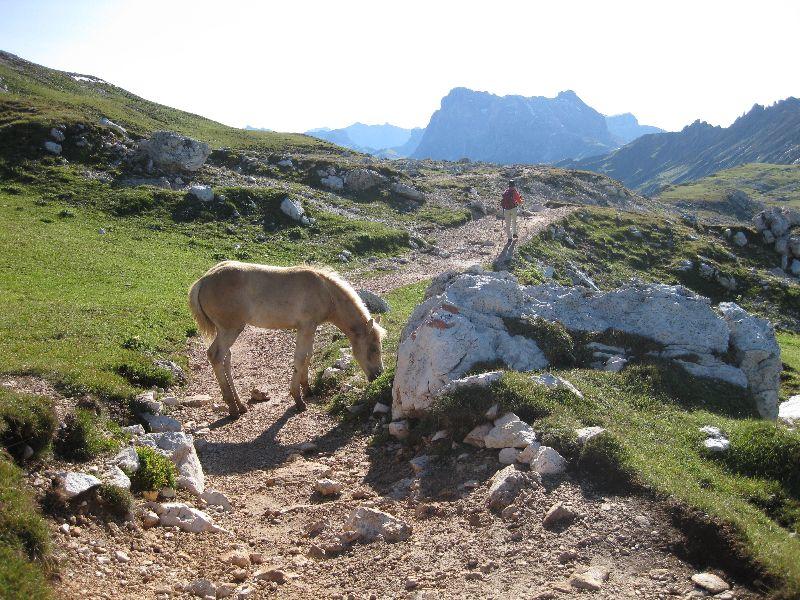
[352,317,386,382]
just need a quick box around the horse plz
[188,261,385,417]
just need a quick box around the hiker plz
[501,180,523,241]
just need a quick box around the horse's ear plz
[368,317,375,327]
[374,314,382,324]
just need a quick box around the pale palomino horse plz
[188,261,385,417]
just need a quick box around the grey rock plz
[137,131,210,172]
[188,185,214,202]
[44,141,62,154]
[357,289,391,314]
[55,472,101,499]
[345,506,411,542]
[486,465,530,511]
[344,168,387,192]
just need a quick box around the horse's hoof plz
[294,401,307,412]
[237,404,249,415]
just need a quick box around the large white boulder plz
[280,197,312,226]
[719,303,782,419]
[137,131,210,172]
[484,413,537,448]
[391,269,781,420]
[55,472,101,499]
[391,182,425,201]
[189,185,214,202]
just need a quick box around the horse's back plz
[197,261,331,329]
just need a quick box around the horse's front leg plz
[290,325,316,411]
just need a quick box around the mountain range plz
[305,123,424,158]
[567,97,800,195]
[410,88,663,164]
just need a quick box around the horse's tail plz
[188,276,216,341]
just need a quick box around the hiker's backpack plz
[501,188,519,210]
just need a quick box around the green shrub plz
[0,544,50,600]
[96,483,133,517]
[54,409,122,461]
[720,422,800,495]
[131,447,176,492]
[0,390,56,461]
[114,361,173,388]
[503,316,575,366]
[362,366,395,408]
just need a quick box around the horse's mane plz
[310,267,386,338]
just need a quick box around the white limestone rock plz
[531,446,568,475]
[345,506,411,542]
[103,466,131,490]
[463,423,492,447]
[314,478,343,496]
[484,413,537,449]
[498,447,521,464]
[391,182,425,201]
[138,432,204,495]
[137,131,210,172]
[485,465,529,511]
[201,489,232,511]
[157,502,227,533]
[113,446,140,472]
[188,184,214,202]
[388,420,409,440]
[530,373,584,398]
[517,442,542,464]
[55,472,101,499]
[344,168,387,192]
[576,426,606,446]
[779,395,800,425]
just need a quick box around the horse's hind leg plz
[208,326,246,417]
[289,325,316,411]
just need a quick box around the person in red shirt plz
[501,180,523,241]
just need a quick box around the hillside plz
[658,163,800,221]
[567,98,800,195]
[1,50,800,600]
[411,88,660,164]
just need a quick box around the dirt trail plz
[52,209,763,600]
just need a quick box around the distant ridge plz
[566,97,800,195]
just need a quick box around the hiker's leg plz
[504,210,512,239]
[511,207,518,237]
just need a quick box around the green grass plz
[415,205,472,228]
[659,163,800,216]
[0,167,414,402]
[0,51,337,156]
[512,207,800,331]
[421,366,800,595]
[54,409,126,462]
[779,332,800,399]
[0,453,51,600]
[0,389,56,462]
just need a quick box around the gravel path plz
[51,209,764,599]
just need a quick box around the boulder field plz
[391,267,782,420]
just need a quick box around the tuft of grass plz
[131,447,176,492]
[54,408,124,461]
[113,361,173,389]
[96,483,133,517]
[0,453,51,600]
[362,366,395,409]
[503,316,575,366]
[0,389,56,461]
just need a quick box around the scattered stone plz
[314,478,343,496]
[137,131,211,172]
[430,430,449,442]
[55,472,101,499]
[102,466,131,491]
[50,127,65,142]
[543,502,577,528]
[486,465,529,511]
[22,445,34,460]
[531,446,568,475]
[216,583,237,598]
[484,413,537,449]
[222,550,250,569]
[530,373,584,398]
[44,141,62,154]
[463,423,492,447]
[498,447,521,464]
[183,394,211,407]
[142,510,160,528]
[114,550,129,562]
[691,572,730,594]
[142,413,182,433]
[280,197,311,225]
[201,489,232,511]
[517,442,542,464]
[570,566,610,591]
[254,568,290,584]
[732,231,748,247]
[250,388,270,403]
[135,390,163,414]
[186,579,217,598]
[98,117,127,135]
[575,426,606,445]
[392,182,425,201]
[189,185,214,202]
[388,420,410,440]
[345,506,411,542]
[157,503,227,534]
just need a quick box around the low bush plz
[503,316,575,366]
[96,483,133,517]
[54,409,123,461]
[0,390,56,461]
[114,361,173,389]
[131,447,176,492]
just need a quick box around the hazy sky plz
[1,0,798,133]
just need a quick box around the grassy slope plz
[0,51,334,154]
[494,205,800,594]
[658,163,800,217]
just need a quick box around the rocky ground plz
[42,208,763,600]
